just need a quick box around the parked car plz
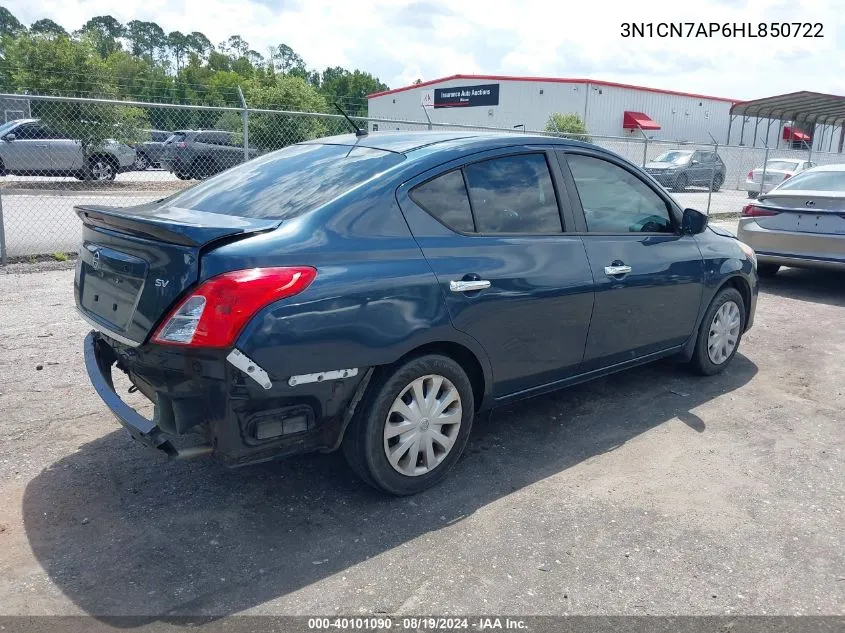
[132,129,172,170]
[745,158,814,198]
[644,149,726,192]
[737,164,845,276]
[76,132,758,495]
[159,129,258,180]
[0,118,136,181]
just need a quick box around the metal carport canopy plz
[730,91,845,126]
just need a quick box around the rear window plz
[163,143,405,219]
[165,132,186,144]
[766,160,800,171]
[777,170,845,192]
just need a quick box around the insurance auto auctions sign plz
[434,83,500,108]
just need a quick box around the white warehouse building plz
[366,74,828,150]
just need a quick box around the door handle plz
[604,265,632,276]
[450,279,491,293]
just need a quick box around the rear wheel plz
[689,286,745,376]
[174,171,191,180]
[87,156,117,181]
[190,157,217,180]
[671,173,688,192]
[342,354,474,496]
[133,152,150,171]
[757,263,780,277]
[710,173,724,192]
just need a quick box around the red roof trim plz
[367,74,738,103]
[623,111,661,131]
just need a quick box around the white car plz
[0,118,136,181]
[745,158,814,198]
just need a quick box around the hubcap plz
[134,155,148,169]
[707,300,741,365]
[383,374,462,477]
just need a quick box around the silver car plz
[737,164,845,276]
[0,118,136,181]
[745,158,814,198]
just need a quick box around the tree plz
[125,20,166,62]
[245,75,328,149]
[167,31,189,71]
[319,67,388,116]
[186,31,213,58]
[269,43,305,76]
[412,78,423,85]
[30,19,67,38]
[220,35,249,58]
[0,7,26,38]
[545,112,590,141]
[78,15,124,58]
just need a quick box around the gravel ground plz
[0,254,842,620]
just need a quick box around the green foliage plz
[51,251,69,261]
[544,113,591,141]
[0,6,392,146]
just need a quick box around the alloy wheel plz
[91,160,114,181]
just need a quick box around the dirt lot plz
[0,250,843,620]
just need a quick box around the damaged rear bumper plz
[83,331,371,466]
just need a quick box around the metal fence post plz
[0,191,7,265]
[706,141,718,215]
[237,86,249,162]
[759,145,770,198]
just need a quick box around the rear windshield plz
[766,160,800,171]
[165,132,187,143]
[654,151,692,164]
[777,170,845,192]
[163,143,405,219]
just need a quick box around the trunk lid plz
[74,202,281,345]
[753,191,845,234]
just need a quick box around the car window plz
[566,154,674,234]
[165,132,186,144]
[463,154,562,234]
[767,160,800,171]
[162,143,405,220]
[410,170,475,233]
[15,124,48,140]
[152,131,169,142]
[776,170,845,192]
[653,151,691,164]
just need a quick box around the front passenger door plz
[560,151,705,372]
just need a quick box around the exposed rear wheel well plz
[721,276,752,326]
[389,342,486,411]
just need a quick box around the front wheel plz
[133,153,150,171]
[342,354,475,495]
[87,156,117,181]
[710,173,724,192]
[689,286,745,376]
[671,174,688,193]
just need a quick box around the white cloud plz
[6,0,845,99]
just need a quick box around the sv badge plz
[155,279,170,288]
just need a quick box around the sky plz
[8,0,845,101]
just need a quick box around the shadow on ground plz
[759,267,845,307]
[22,355,757,623]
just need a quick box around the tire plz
[689,286,746,376]
[133,152,150,171]
[174,171,191,180]
[190,156,217,180]
[757,263,780,277]
[710,173,724,192]
[671,173,688,192]
[747,191,759,199]
[87,156,117,181]
[342,354,475,496]
[0,158,6,177]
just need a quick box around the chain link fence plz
[0,92,842,262]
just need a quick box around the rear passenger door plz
[398,148,595,398]
[558,150,705,371]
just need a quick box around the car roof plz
[304,131,595,155]
[805,163,845,172]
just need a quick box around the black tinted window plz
[410,170,474,232]
[164,143,405,219]
[464,154,561,233]
[567,154,673,233]
[16,124,48,140]
[152,131,169,142]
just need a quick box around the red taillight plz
[152,267,317,348]
[747,170,754,179]
[741,204,780,218]
[176,141,187,149]
[783,172,794,181]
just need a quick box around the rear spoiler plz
[75,204,282,247]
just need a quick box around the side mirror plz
[690,159,700,165]
[4,133,16,141]
[682,208,708,235]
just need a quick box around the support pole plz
[237,86,249,162]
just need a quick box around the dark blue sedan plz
[75,132,758,495]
